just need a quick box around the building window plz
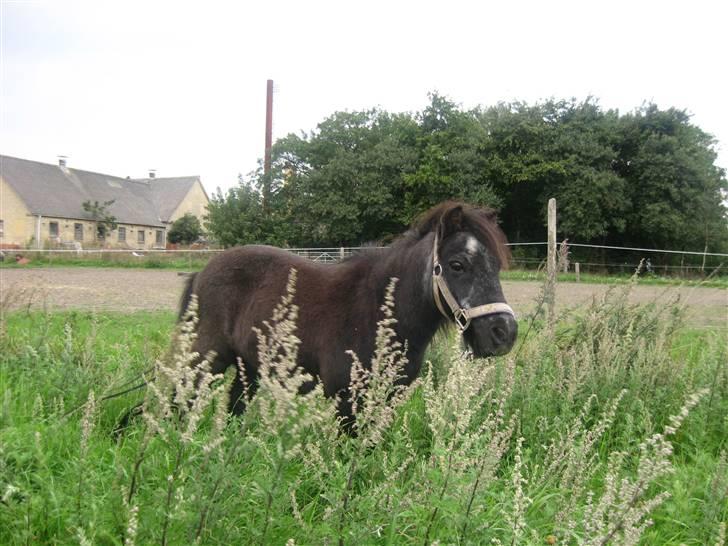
[49,222,59,238]
[118,226,126,242]
[74,223,83,241]
[0,219,4,238]
[156,230,164,246]
[137,230,145,244]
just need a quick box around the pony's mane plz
[344,201,511,268]
[396,201,511,268]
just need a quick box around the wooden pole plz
[264,79,273,177]
[547,199,556,277]
[263,79,274,212]
[546,198,557,326]
[575,262,580,282]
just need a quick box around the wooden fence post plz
[546,198,557,326]
[575,262,580,282]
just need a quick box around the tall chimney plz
[58,156,67,167]
[264,79,273,177]
[263,79,274,212]
[149,169,156,179]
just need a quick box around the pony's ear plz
[481,207,498,222]
[438,205,465,240]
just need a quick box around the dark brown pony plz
[182,202,517,421]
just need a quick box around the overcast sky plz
[2,0,726,196]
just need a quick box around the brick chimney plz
[58,156,67,167]
[149,169,156,179]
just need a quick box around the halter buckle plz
[433,262,442,277]
[453,308,470,332]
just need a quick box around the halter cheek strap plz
[432,234,516,332]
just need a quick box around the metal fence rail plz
[3,243,725,270]
[505,241,728,258]
[7,242,727,257]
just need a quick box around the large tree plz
[205,178,266,247]
[616,105,728,252]
[403,93,501,221]
[269,109,420,245]
[205,97,727,256]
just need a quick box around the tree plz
[617,105,728,252]
[206,96,727,256]
[167,213,203,245]
[474,99,630,244]
[205,179,266,247]
[265,109,420,245]
[82,199,117,240]
[403,93,501,221]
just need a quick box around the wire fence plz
[2,242,725,276]
[509,241,726,277]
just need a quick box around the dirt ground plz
[1,267,725,328]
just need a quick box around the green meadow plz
[0,282,725,545]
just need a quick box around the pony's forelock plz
[410,201,511,269]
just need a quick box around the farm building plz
[0,155,209,250]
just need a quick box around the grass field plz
[0,282,726,545]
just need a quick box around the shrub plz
[167,213,203,245]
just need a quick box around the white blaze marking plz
[465,236,480,255]
[463,236,485,306]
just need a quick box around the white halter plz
[431,234,516,332]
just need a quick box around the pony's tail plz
[178,272,198,321]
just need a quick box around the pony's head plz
[416,202,518,357]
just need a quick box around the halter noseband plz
[432,234,516,332]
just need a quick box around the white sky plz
[2,0,727,196]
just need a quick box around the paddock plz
[1,266,725,328]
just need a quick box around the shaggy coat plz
[181,202,514,419]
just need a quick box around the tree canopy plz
[205,95,727,256]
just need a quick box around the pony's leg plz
[113,401,144,439]
[335,388,357,435]
[190,334,250,412]
[228,359,259,415]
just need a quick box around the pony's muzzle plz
[467,312,518,357]
[487,312,518,355]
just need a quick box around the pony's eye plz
[449,260,464,272]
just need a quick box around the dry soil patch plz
[1,267,725,328]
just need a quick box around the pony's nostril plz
[492,326,507,344]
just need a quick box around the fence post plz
[546,198,557,326]
[339,247,345,261]
[575,262,580,282]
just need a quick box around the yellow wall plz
[169,180,209,225]
[38,218,166,250]
[40,218,94,247]
[115,224,167,250]
[0,177,34,247]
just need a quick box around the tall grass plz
[0,278,725,544]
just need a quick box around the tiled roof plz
[0,155,203,227]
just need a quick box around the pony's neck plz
[372,232,444,356]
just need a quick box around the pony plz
[181,201,517,422]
